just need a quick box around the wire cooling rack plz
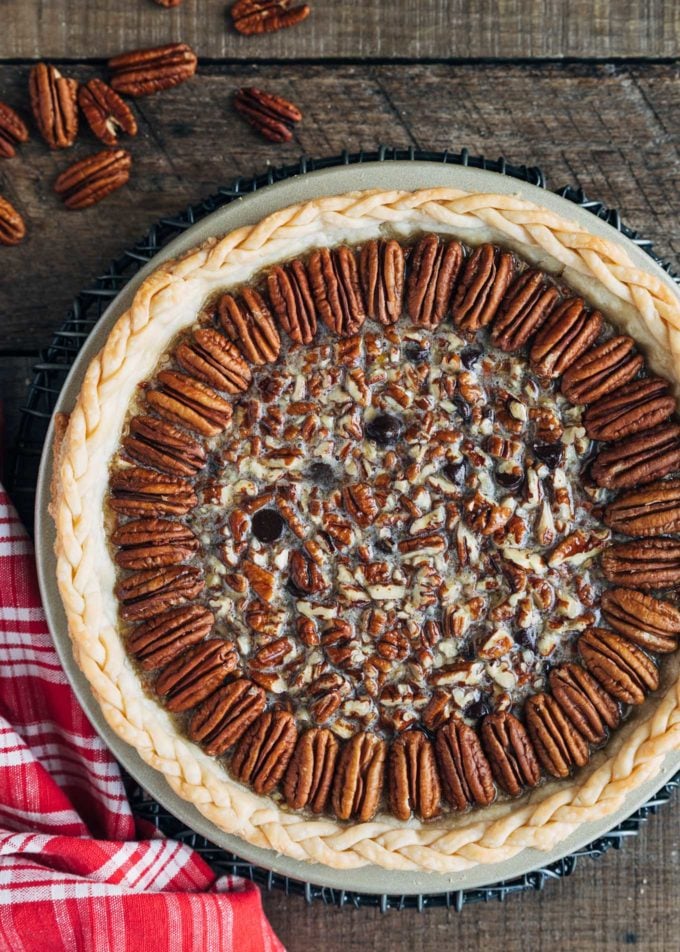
[11,146,680,909]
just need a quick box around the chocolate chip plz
[307,462,335,487]
[376,538,394,554]
[443,460,466,485]
[533,442,563,469]
[465,694,493,720]
[461,346,482,369]
[404,341,429,363]
[251,508,285,543]
[495,469,524,492]
[365,413,403,446]
[515,628,537,652]
[453,394,471,423]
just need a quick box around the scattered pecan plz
[602,538,680,590]
[490,269,559,352]
[359,238,405,326]
[267,260,317,344]
[451,243,515,335]
[231,710,297,793]
[0,102,29,158]
[0,196,26,246]
[78,79,137,148]
[549,664,620,745]
[289,549,326,595]
[308,245,367,337]
[234,86,301,142]
[122,415,206,476]
[600,587,680,654]
[583,377,675,442]
[127,604,214,669]
[561,336,643,405]
[591,423,680,489]
[283,727,339,813]
[309,673,348,723]
[230,0,310,35]
[296,615,319,647]
[405,234,464,328]
[218,288,280,364]
[188,678,265,756]
[480,711,540,797]
[147,370,233,436]
[435,719,495,811]
[331,731,386,822]
[112,517,199,569]
[579,628,659,705]
[109,466,198,516]
[54,149,132,209]
[28,63,78,149]
[388,730,441,821]
[176,329,252,394]
[249,635,293,670]
[242,559,276,603]
[529,298,601,379]
[604,478,680,537]
[321,619,359,671]
[108,43,197,97]
[342,483,378,527]
[115,564,204,621]
[525,692,589,779]
[155,638,238,712]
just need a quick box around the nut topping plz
[267,260,317,344]
[54,149,132,209]
[600,588,680,654]
[218,289,281,364]
[331,732,386,821]
[525,692,589,778]
[155,638,238,712]
[108,43,197,97]
[78,79,138,146]
[289,549,327,595]
[308,246,367,338]
[561,336,643,405]
[122,415,206,476]
[116,564,204,621]
[176,329,252,394]
[230,710,297,793]
[591,423,680,490]
[29,63,78,149]
[579,628,659,704]
[583,377,675,442]
[188,678,266,755]
[359,239,406,326]
[109,466,198,516]
[230,0,311,35]
[451,243,515,335]
[112,517,199,569]
[0,102,29,158]
[530,298,601,379]
[602,539,680,590]
[435,719,495,811]
[234,86,302,142]
[549,664,620,745]
[283,728,339,813]
[405,234,463,328]
[127,604,214,669]
[0,196,26,246]
[481,711,540,797]
[147,370,233,436]
[604,479,680,537]
[388,730,441,820]
[490,269,559,352]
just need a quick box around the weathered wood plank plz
[1,0,679,61]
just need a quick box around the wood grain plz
[1,0,679,61]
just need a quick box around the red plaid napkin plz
[0,486,285,952]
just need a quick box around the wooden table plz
[1,3,678,949]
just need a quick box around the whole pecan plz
[188,679,265,756]
[108,43,197,97]
[230,0,311,35]
[54,149,131,209]
[234,86,302,142]
[529,298,601,379]
[600,587,680,654]
[112,517,199,569]
[109,466,198,516]
[583,377,675,442]
[549,663,620,745]
[490,269,559,352]
[115,564,204,621]
[388,730,441,821]
[28,63,78,149]
[579,627,659,704]
[78,79,138,146]
[176,329,252,394]
[602,538,680,590]
[289,549,326,595]
[342,483,378,527]
[308,246,367,338]
[435,719,495,811]
[359,239,405,326]
[525,692,589,779]
[0,196,26,246]
[230,710,297,794]
[604,479,680,537]
[122,414,206,476]
[0,102,29,158]
[405,234,465,329]
[147,370,233,436]
[267,259,317,344]
[480,711,540,797]
[127,604,214,669]
[591,423,680,490]
[331,732,386,822]
[561,336,643,405]
[155,638,238,712]
[451,243,515,335]
[283,727,339,813]
[218,288,280,364]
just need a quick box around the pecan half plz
[54,149,131,209]
[283,728,339,813]
[583,377,675,442]
[115,564,204,621]
[388,731,441,821]
[109,466,198,516]
[122,415,206,476]
[155,638,238,712]
[218,288,280,364]
[561,336,643,405]
[490,269,559,352]
[309,673,348,723]
[127,604,214,669]
[331,732,386,822]
[289,549,326,595]
[604,479,680,537]
[435,719,495,811]
[549,663,620,745]
[267,260,317,344]
[176,329,252,394]
[308,246,367,338]
[405,234,463,329]
[525,692,589,779]
[230,710,297,794]
[600,587,680,654]
[591,424,680,490]
[188,679,265,756]
[602,539,680,590]
[242,559,276,603]
[112,517,199,569]
[451,243,515,335]
[28,63,78,149]
[0,196,26,246]
[529,298,601,379]
[108,43,197,97]
[0,102,29,158]
[147,370,233,436]
[78,79,137,146]
[234,86,301,142]
[579,628,659,704]
[480,711,540,797]
[342,483,378,527]
[359,239,405,326]
[230,0,311,34]
[249,636,293,670]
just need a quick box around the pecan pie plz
[52,187,680,873]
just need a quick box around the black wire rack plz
[11,146,680,909]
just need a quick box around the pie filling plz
[107,235,680,824]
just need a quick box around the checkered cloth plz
[0,486,284,952]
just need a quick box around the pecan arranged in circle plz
[359,239,406,326]
[583,377,675,442]
[29,63,78,149]
[388,730,441,821]
[267,259,318,344]
[112,517,199,569]
[234,86,302,142]
[525,692,589,779]
[54,149,132,209]
[405,234,463,329]
[127,604,214,669]
[604,479,680,537]
[122,415,207,476]
[108,43,197,97]
[308,246,367,338]
[529,298,601,379]
[78,79,138,146]
[561,336,643,405]
[481,711,540,797]
[188,678,266,755]
[591,423,680,489]
[579,628,659,705]
[602,539,680,590]
[115,564,204,622]
[231,709,297,794]
[451,243,515,335]
[155,638,238,712]
[600,588,680,654]
[218,288,281,364]
[549,664,620,745]
[109,466,198,516]
[0,195,26,246]
[230,0,311,34]
[283,727,339,813]
[331,731,386,822]
[0,101,29,158]
[435,719,495,811]
[490,269,559,352]
[147,370,233,436]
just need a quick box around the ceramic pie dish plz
[41,163,680,887]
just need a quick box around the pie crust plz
[51,187,680,872]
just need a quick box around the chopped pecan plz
[78,78,138,146]
[289,549,326,595]
[231,710,297,793]
[127,604,214,669]
[112,517,199,569]
[267,260,317,344]
[29,63,78,149]
[321,619,359,670]
[230,0,311,35]
[388,731,441,821]
[109,466,198,516]
[604,479,680,537]
[435,719,495,810]
[218,288,280,364]
[397,531,446,557]
[154,0,183,6]
[155,638,238,712]
[108,43,197,97]
[480,711,540,797]
[579,627,659,704]
[242,559,276,603]
[529,298,601,379]
[54,149,131,209]
[359,239,405,326]
[296,615,319,647]
[342,483,378,527]
[490,269,559,352]
[115,564,204,621]
[549,663,620,744]
[147,370,233,436]
[405,234,464,328]
[525,692,589,779]
[283,727,339,813]
[0,196,26,246]
[188,678,265,755]
[0,102,29,158]
[591,423,680,489]
[234,86,302,142]
[309,673,348,724]
[602,538,680,590]
[308,246,367,337]
[561,336,643,405]
[600,587,680,654]
[249,635,293,670]
[176,329,252,394]
[331,732,386,822]
[583,377,675,442]
[451,243,515,335]
[122,415,206,476]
